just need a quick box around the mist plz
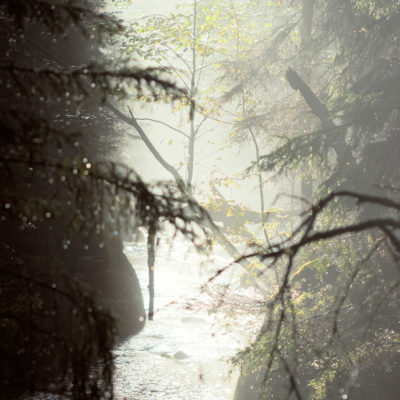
[1,1,399,399]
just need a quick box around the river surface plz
[28,235,263,400]
[114,235,263,400]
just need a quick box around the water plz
[28,234,263,400]
[114,235,262,400]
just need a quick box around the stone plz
[173,351,189,360]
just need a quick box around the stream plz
[114,235,262,400]
[28,234,263,400]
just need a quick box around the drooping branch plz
[0,64,185,102]
[231,191,400,269]
[135,117,189,139]
[106,102,186,189]
[203,191,400,288]
[2,0,122,36]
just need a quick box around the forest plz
[0,0,399,399]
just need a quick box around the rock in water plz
[173,351,189,360]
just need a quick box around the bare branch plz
[135,117,189,139]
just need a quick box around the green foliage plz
[182,1,400,399]
[0,1,206,398]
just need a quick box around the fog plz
[106,0,284,211]
[1,1,399,399]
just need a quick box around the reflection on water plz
[28,234,262,400]
[115,235,260,400]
